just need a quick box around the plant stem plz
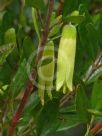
[57,0,64,16]
[35,0,55,64]
[84,115,95,136]
[84,53,102,82]
[91,120,102,135]
[8,80,34,136]
[60,92,75,107]
[7,0,54,136]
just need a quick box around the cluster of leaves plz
[0,0,102,136]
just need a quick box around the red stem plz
[91,120,102,135]
[57,0,64,16]
[8,80,33,136]
[35,0,55,64]
[7,0,54,136]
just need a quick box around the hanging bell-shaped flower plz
[37,41,55,105]
[56,24,77,93]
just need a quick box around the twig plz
[7,1,54,136]
[7,74,35,136]
[49,19,62,31]
[57,0,64,16]
[83,53,102,136]
[48,35,61,41]
[91,120,102,135]
[84,115,95,136]
[84,53,102,82]
[36,0,55,64]
[60,92,75,107]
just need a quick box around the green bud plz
[71,10,79,16]
[4,28,16,44]
[56,24,76,93]
[37,41,55,105]
[49,14,62,37]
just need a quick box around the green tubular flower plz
[56,24,76,93]
[37,41,55,105]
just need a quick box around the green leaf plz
[83,54,102,84]
[78,22,99,59]
[0,27,16,65]
[63,10,85,24]
[86,23,100,55]
[88,109,102,117]
[49,15,62,37]
[62,0,80,17]
[32,7,40,40]
[36,99,59,136]
[49,24,62,37]
[1,10,15,37]
[23,36,35,60]
[0,43,15,65]
[24,92,40,114]
[50,11,56,25]
[58,105,80,131]
[91,80,102,111]
[65,15,85,24]
[0,62,12,84]
[26,0,45,11]
[76,84,90,123]
[57,114,80,132]
[10,59,28,97]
